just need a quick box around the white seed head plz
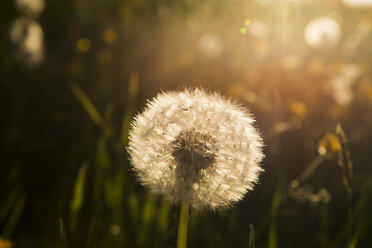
[304,17,341,49]
[128,88,264,210]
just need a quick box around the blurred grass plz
[248,223,255,248]
[69,162,88,230]
[69,83,104,128]
[2,195,26,238]
[267,188,281,248]
[59,218,68,248]
[120,72,139,145]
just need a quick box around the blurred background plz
[1,0,372,247]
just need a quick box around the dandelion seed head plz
[128,88,264,210]
[16,0,45,17]
[327,64,362,106]
[9,18,44,67]
[304,17,341,49]
[343,0,372,7]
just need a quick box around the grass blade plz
[120,72,139,145]
[137,194,155,247]
[157,199,170,235]
[69,162,88,230]
[249,223,256,248]
[69,83,103,127]
[59,218,68,248]
[0,186,21,225]
[268,188,282,248]
[2,195,26,238]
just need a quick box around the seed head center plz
[171,130,217,171]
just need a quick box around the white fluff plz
[128,88,264,210]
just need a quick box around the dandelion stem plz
[177,204,189,248]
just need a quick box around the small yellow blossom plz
[289,101,307,120]
[318,133,341,159]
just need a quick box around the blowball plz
[128,89,264,210]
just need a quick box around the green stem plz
[296,155,325,185]
[347,190,353,247]
[177,204,189,248]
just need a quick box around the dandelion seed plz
[128,89,264,210]
[343,0,372,7]
[304,17,341,49]
[9,18,44,67]
[15,0,45,17]
[326,64,362,106]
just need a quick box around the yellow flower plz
[289,101,307,120]
[318,133,341,159]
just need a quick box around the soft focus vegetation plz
[1,0,372,247]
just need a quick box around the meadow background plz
[1,0,372,247]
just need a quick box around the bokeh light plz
[197,33,223,59]
[10,18,44,67]
[343,0,372,7]
[15,0,44,17]
[77,38,92,53]
[326,63,362,106]
[304,17,341,49]
[246,20,270,39]
[103,28,118,44]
